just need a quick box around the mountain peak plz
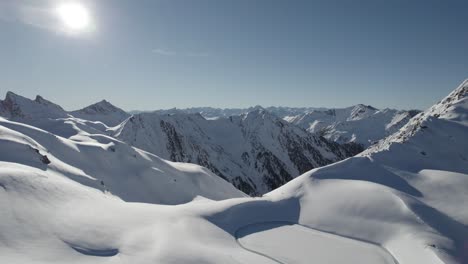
[70,99,130,126]
[76,99,124,114]
[443,79,467,102]
[97,99,110,105]
[425,79,467,120]
[241,107,272,121]
[4,91,27,102]
[364,79,468,154]
[1,92,67,119]
[355,104,377,110]
[33,95,65,111]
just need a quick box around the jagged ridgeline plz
[0,92,366,195]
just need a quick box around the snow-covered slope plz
[0,117,245,204]
[69,100,130,127]
[0,80,466,264]
[116,108,359,195]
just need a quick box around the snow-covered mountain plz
[0,92,360,195]
[284,104,420,147]
[266,79,468,263]
[115,108,360,195]
[0,80,466,264]
[151,106,327,120]
[150,105,419,147]
[0,92,130,137]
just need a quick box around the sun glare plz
[56,2,91,31]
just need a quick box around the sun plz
[56,2,91,31]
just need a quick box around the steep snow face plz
[69,100,130,127]
[116,108,358,195]
[286,105,420,147]
[267,80,468,263]
[0,117,246,205]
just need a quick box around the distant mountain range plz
[116,109,359,194]
[136,105,420,147]
[0,92,416,194]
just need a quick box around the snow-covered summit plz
[70,99,130,126]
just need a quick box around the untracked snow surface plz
[236,222,396,264]
[0,80,467,264]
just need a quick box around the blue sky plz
[1,0,467,111]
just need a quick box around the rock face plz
[116,108,360,195]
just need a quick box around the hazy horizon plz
[3,89,428,112]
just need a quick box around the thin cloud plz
[151,49,177,56]
[151,48,210,57]
[185,51,211,57]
